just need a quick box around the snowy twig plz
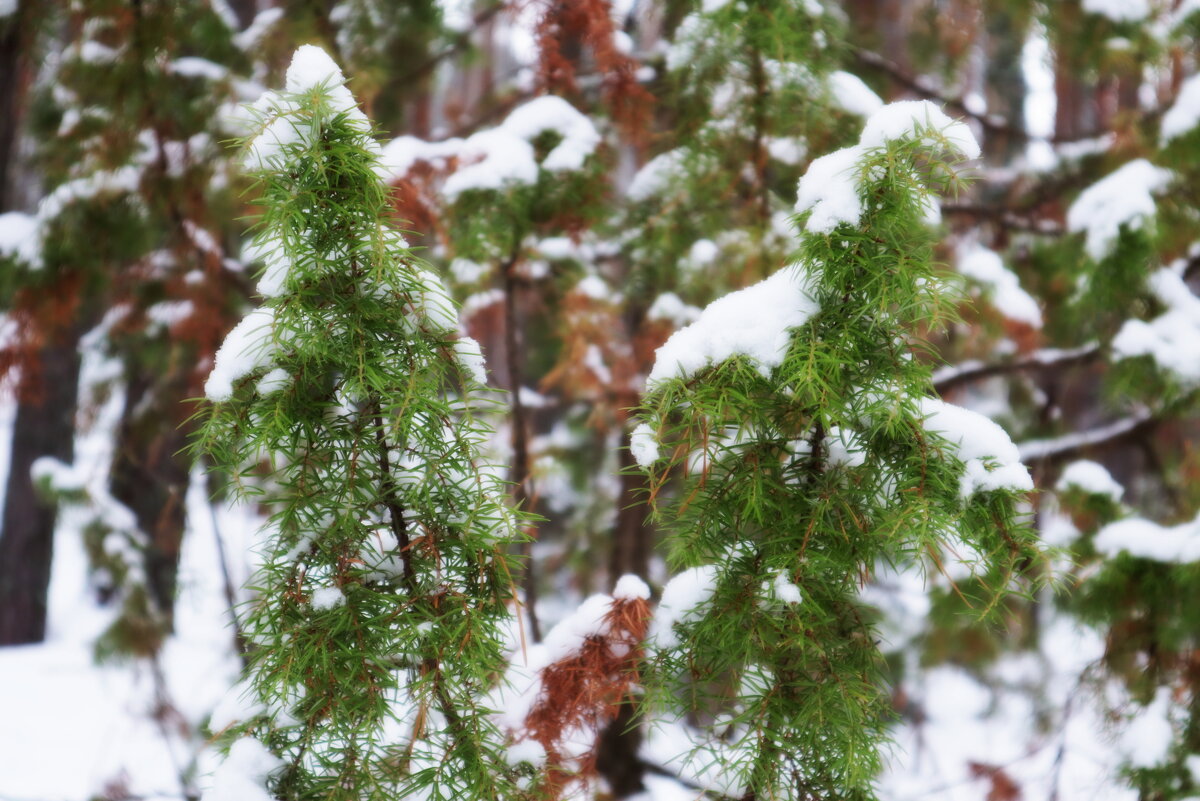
[932,344,1100,394]
[941,202,1066,234]
[851,47,1111,145]
[204,466,247,664]
[1017,407,1156,464]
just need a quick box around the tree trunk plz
[0,335,82,644]
[108,371,192,626]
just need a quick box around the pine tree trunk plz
[0,1,35,212]
[108,371,192,626]
[0,334,82,644]
[596,400,651,797]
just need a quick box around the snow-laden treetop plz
[796,99,980,234]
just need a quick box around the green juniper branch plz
[196,46,529,801]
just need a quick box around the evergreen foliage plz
[636,113,1041,800]
[197,51,526,801]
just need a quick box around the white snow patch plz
[646,292,701,326]
[310,586,345,610]
[958,245,1042,328]
[1112,268,1200,384]
[454,336,489,385]
[613,574,651,600]
[630,423,660,468]
[628,148,690,201]
[1056,460,1124,502]
[442,95,599,198]
[797,101,978,234]
[0,211,39,265]
[1094,511,1200,563]
[1161,73,1200,143]
[647,265,818,385]
[203,738,282,801]
[651,565,719,648]
[1120,687,1175,768]
[1067,159,1172,261]
[1081,0,1149,23]
[920,397,1033,498]
[205,307,279,402]
[828,71,884,117]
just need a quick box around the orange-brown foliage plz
[0,272,84,402]
[517,593,650,798]
[528,0,653,137]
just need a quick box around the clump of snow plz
[0,212,39,265]
[449,257,488,285]
[770,569,803,604]
[310,586,345,610]
[415,268,458,331]
[441,95,599,199]
[1161,73,1200,143]
[1066,159,1172,261]
[858,100,981,160]
[957,245,1042,328]
[1120,687,1176,768]
[824,426,866,469]
[627,148,691,201]
[574,274,613,302]
[796,100,979,234]
[1112,268,1200,384]
[31,456,86,493]
[233,8,284,51]
[541,594,615,664]
[203,738,282,801]
[243,236,291,298]
[377,135,462,183]
[454,337,489,386]
[651,564,719,648]
[630,423,660,468]
[244,46,373,173]
[613,574,651,600]
[828,71,883,117]
[209,680,267,733]
[253,366,288,395]
[796,146,865,233]
[505,739,548,767]
[1081,0,1149,22]
[1094,511,1200,563]
[647,265,818,385]
[1056,460,1124,502]
[285,44,356,112]
[444,130,538,198]
[646,292,701,326]
[502,95,601,172]
[919,397,1033,498]
[170,57,229,82]
[204,307,279,402]
[681,239,720,276]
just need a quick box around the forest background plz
[2,1,1200,800]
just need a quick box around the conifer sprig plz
[196,46,526,801]
[635,104,1042,801]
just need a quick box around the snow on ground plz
[0,371,253,799]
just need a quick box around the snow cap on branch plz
[796,100,979,233]
[919,397,1033,499]
[379,95,600,198]
[244,45,373,172]
[1067,159,1172,261]
[646,265,818,385]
